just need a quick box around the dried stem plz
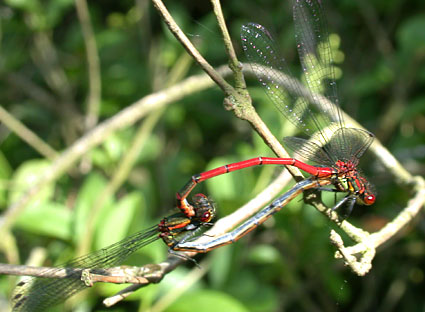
[0,106,58,160]
[75,0,102,130]
[330,176,425,275]
[210,0,246,90]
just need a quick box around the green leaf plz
[103,132,124,162]
[95,191,143,249]
[205,157,237,201]
[9,159,53,209]
[209,246,234,288]
[248,244,281,265]
[73,173,112,244]
[205,156,257,204]
[15,202,72,239]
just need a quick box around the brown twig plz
[103,256,197,308]
[75,0,101,131]
[0,260,175,286]
[210,0,246,90]
[330,176,425,275]
[0,106,58,160]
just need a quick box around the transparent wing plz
[241,0,374,164]
[328,128,375,163]
[241,22,328,137]
[283,127,374,166]
[282,136,333,165]
[12,227,158,312]
[293,0,341,123]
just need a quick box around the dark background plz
[0,0,424,311]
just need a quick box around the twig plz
[210,0,246,90]
[1,263,77,278]
[30,30,81,144]
[1,261,171,285]
[357,0,393,56]
[103,256,185,307]
[0,106,58,160]
[5,73,58,112]
[31,32,74,102]
[75,0,101,131]
[330,176,425,275]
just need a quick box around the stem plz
[75,0,102,131]
[210,0,246,90]
[0,106,58,160]
[151,0,234,95]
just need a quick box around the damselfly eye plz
[201,212,211,222]
[363,194,375,205]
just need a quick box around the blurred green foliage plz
[1,0,424,311]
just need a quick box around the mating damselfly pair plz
[11,0,377,310]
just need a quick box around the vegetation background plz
[0,0,424,311]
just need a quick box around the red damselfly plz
[175,0,376,250]
[11,194,215,312]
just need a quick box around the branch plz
[330,176,425,275]
[1,258,182,295]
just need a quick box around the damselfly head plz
[192,193,216,223]
[356,175,376,206]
